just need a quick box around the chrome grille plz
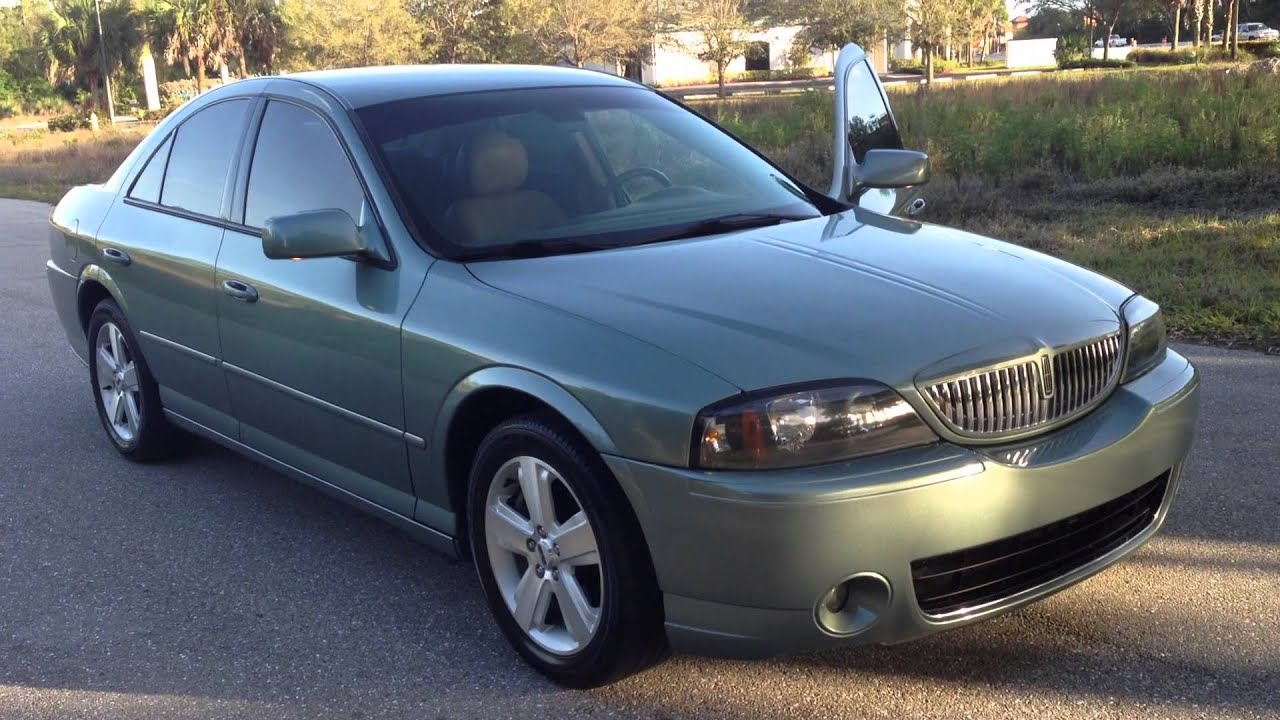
[923,334,1123,438]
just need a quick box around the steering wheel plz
[605,167,674,205]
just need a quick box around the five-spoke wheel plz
[468,412,666,687]
[484,455,603,655]
[87,298,190,460]
[94,321,142,444]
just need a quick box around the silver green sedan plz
[46,45,1199,687]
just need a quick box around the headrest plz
[461,131,528,196]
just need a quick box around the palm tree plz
[42,0,142,111]
[226,0,283,76]
[154,0,230,92]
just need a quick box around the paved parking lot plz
[3,198,1278,719]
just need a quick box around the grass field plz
[2,68,1276,350]
[701,68,1280,351]
[0,126,149,204]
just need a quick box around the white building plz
[597,26,905,87]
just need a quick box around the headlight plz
[1121,295,1167,383]
[694,382,937,470]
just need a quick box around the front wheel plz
[467,412,667,687]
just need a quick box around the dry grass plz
[0,126,149,203]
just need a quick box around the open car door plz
[829,43,930,217]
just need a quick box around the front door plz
[215,99,418,515]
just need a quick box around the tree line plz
[0,0,1009,114]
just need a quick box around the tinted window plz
[359,86,820,258]
[244,102,365,228]
[844,60,902,164]
[161,99,250,217]
[127,135,172,203]
[586,108,748,200]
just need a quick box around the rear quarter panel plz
[48,185,120,361]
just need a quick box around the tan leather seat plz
[449,131,565,246]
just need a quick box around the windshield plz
[357,85,823,260]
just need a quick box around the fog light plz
[815,573,892,637]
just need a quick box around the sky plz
[1008,0,1034,19]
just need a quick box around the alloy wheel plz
[484,455,604,655]
[95,322,142,444]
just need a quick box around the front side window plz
[244,101,365,228]
[358,86,822,259]
[161,99,251,218]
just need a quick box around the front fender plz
[430,365,620,458]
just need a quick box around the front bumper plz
[604,350,1199,658]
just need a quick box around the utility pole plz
[94,0,116,126]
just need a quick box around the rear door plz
[828,44,917,216]
[94,97,254,438]
[214,96,421,516]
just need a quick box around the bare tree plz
[680,0,753,97]
[791,0,905,61]
[508,0,659,68]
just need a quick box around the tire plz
[87,298,191,461]
[467,411,667,687]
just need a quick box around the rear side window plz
[243,101,364,228]
[127,135,173,203]
[160,99,251,218]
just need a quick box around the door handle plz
[222,279,259,303]
[102,247,132,266]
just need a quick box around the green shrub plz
[728,67,829,82]
[1129,48,1198,65]
[1059,58,1135,69]
[158,78,198,109]
[890,57,961,75]
[47,112,89,132]
[1054,33,1090,67]
[0,72,68,118]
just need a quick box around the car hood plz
[466,208,1134,392]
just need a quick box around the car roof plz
[279,64,645,110]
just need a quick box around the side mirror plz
[856,149,931,190]
[262,208,369,260]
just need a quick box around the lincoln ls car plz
[46,45,1199,687]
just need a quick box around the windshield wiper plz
[636,212,815,246]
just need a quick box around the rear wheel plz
[87,299,191,461]
[467,412,666,687]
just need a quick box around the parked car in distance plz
[46,45,1200,687]
[1094,35,1128,47]
[1214,23,1279,41]
[1241,22,1280,40]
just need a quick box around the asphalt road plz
[3,198,1279,719]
